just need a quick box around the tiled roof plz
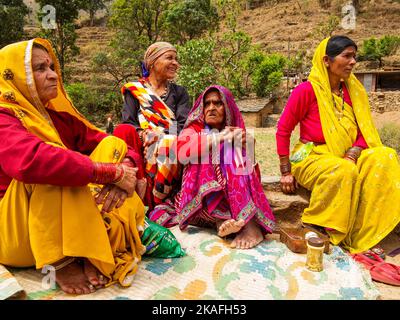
[236,97,272,113]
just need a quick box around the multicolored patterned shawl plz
[122,78,175,131]
[122,78,178,204]
[151,85,275,232]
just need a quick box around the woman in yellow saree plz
[276,36,400,255]
[0,39,146,295]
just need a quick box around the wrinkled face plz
[324,46,357,80]
[151,50,179,80]
[32,47,58,104]
[203,90,225,130]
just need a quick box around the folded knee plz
[334,160,359,180]
[379,146,397,159]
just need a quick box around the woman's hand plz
[95,184,128,213]
[136,177,147,201]
[143,129,159,148]
[280,173,298,194]
[143,130,160,159]
[114,165,138,197]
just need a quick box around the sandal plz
[364,246,386,260]
[352,253,400,286]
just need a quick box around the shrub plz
[251,54,286,97]
[358,35,400,68]
[379,123,400,155]
[65,83,103,122]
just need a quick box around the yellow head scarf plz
[0,38,102,146]
[308,37,382,156]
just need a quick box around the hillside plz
[61,0,400,84]
[238,0,400,57]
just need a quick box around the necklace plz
[149,80,169,100]
[159,82,170,101]
[332,82,345,120]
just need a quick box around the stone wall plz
[242,113,260,128]
[368,92,400,113]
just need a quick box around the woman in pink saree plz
[149,85,275,249]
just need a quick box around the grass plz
[379,123,400,154]
[253,127,299,176]
[252,122,400,177]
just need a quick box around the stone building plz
[354,68,400,113]
[237,97,279,128]
[354,69,400,92]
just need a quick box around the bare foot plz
[217,219,245,237]
[83,259,108,288]
[230,219,264,249]
[55,260,96,295]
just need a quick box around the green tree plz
[165,0,219,44]
[99,0,175,84]
[109,0,172,44]
[92,51,137,90]
[36,0,84,78]
[251,54,286,97]
[359,35,400,67]
[315,15,340,38]
[0,0,29,48]
[214,0,245,31]
[81,0,110,26]
[176,38,217,101]
[242,46,265,93]
[216,31,253,97]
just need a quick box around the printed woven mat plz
[2,226,379,300]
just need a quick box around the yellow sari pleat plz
[0,136,146,286]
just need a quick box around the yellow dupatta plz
[308,37,382,157]
[0,38,103,145]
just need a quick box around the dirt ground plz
[372,111,400,129]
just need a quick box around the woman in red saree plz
[150,85,276,249]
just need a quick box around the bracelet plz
[344,155,357,162]
[280,163,291,175]
[113,164,125,184]
[345,147,362,160]
[93,162,117,184]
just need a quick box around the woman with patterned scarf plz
[276,36,400,256]
[0,39,146,295]
[113,42,191,210]
[149,85,276,249]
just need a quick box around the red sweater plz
[0,108,140,198]
[276,81,368,156]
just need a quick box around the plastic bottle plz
[306,237,324,272]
